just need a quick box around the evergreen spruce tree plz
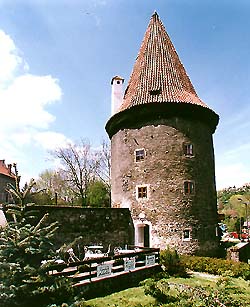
[0,165,74,307]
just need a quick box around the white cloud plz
[34,131,70,150]
[0,29,70,178]
[0,30,28,84]
[0,74,62,131]
[215,162,250,190]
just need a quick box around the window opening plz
[135,149,145,162]
[184,181,194,195]
[184,144,194,156]
[149,89,162,95]
[183,229,191,240]
[137,186,148,199]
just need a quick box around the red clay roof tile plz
[0,160,15,179]
[118,12,211,112]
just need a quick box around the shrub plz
[141,278,177,304]
[142,277,246,307]
[160,247,188,277]
[181,255,250,280]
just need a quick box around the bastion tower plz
[106,12,220,256]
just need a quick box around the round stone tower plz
[106,12,220,256]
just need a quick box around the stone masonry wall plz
[110,116,219,256]
[11,206,135,251]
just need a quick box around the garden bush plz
[141,276,247,306]
[181,255,250,280]
[160,247,188,277]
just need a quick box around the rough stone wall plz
[110,117,219,256]
[15,206,134,251]
[227,243,250,263]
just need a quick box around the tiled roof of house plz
[118,12,210,112]
[0,160,15,179]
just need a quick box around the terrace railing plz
[46,246,160,286]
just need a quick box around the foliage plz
[141,278,177,304]
[86,180,110,207]
[5,163,36,206]
[5,163,57,207]
[50,139,111,207]
[217,184,250,208]
[141,275,250,306]
[160,247,188,277]
[85,274,250,307]
[181,255,250,280]
[217,184,250,234]
[34,169,75,205]
[28,189,55,206]
[0,202,74,307]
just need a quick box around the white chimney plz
[111,76,124,115]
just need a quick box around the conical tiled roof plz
[119,12,209,112]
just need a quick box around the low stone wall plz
[32,206,135,251]
[3,205,135,252]
[227,242,250,263]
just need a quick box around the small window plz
[135,149,145,162]
[184,144,194,156]
[149,89,162,95]
[184,181,195,195]
[183,229,191,241]
[137,186,148,199]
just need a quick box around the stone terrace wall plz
[12,206,134,251]
[37,206,134,249]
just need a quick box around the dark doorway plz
[144,224,150,247]
[137,224,150,247]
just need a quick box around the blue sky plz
[0,0,249,190]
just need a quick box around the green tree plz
[0,203,73,307]
[87,180,110,207]
[34,169,75,205]
[217,184,250,234]
[1,166,74,306]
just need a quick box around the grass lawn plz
[84,286,155,307]
[83,273,250,307]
